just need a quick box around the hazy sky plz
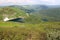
[0,0,60,5]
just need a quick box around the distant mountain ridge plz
[9,5,49,13]
[0,5,60,22]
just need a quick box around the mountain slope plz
[34,8,60,22]
[0,6,27,20]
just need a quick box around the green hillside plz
[0,6,27,21]
[0,5,60,40]
[0,6,60,22]
[25,8,60,23]
[33,8,60,22]
[0,6,42,23]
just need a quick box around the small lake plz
[8,18,24,23]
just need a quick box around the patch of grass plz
[0,22,60,40]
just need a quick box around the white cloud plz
[0,0,60,5]
[40,0,57,5]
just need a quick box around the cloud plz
[0,0,37,5]
[15,0,39,5]
[0,0,60,5]
[39,0,57,5]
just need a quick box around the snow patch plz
[3,17,9,22]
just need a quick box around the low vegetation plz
[0,22,60,40]
[0,6,60,40]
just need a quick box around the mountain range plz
[0,5,60,23]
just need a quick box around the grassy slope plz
[0,6,27,20]
[0,6,60,40]
[0,21,60,40]
[32,8,60,22]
